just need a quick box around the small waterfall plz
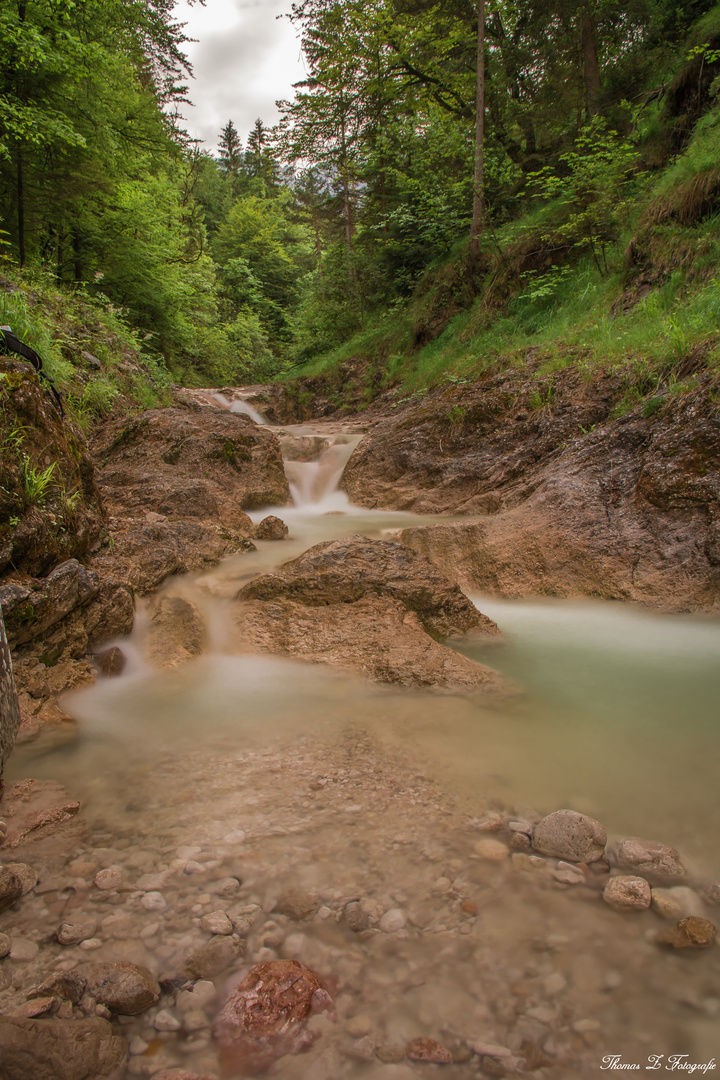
[212,392,266,425]
[284,436,362,512]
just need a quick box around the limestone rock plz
[212,959,335,1076]
[238,535,497,639]
[91,407,290,528]
[655,916,717,949]
[651,886,705,921]
[93,647,125,677]
[251,515,289,541]
[275,887,317,920]
[0,931,10,957]
[144,594,205,670]
[611,838,686,882]
[603,876,652,912]
[0,1016,126,1080]
[473,838,510,862]
[185,933,244,978]
[532,810,607,863]
[406,1038,453,1064]
[3,861,38,895]
[81,961,160,1015]
[0,865,23,911]
[0,560,99,648]
[58,919,97,946]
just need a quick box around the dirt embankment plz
[341,363,720,611]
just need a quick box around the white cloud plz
[174,0,306,152]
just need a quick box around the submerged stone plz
[532,810,607,863]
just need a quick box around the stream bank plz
[1,386,719,1080]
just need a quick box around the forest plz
[1,0,719,408]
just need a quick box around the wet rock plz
[532,810,607,863]
[0,1016,126,1080]
[275,886,317,920]
[140,890,166,911]
[213,876,242,899]
[82,961,160,1015]
[610,837,686,882]
[94,866,123,891]
[212,959,335,1075]
[655,916,717,949]
[342,901,370,932]
[0,560,99,648]
[473,838,510,861]
[0,865,23,911]
[237,595,506,692]
[94,647,125,678]
[200,910,233,935]
[0,931,11,957]
[176,980,217,1014]
[406,1037,453,1063]
[379,908,406,933]
[345,1014,373,1037]
[239,535,498,639]
[10,936,39,960]
[346,1035,376,1062]
[3,861,38,894]
[0,778,83,852]
[603,876,652,912]
[699,880,720,905]
[91,517,255,595]
[30,972,87,1004]
[651,886,705,921]
[251,516,289,541]
[376,1045,407,1063]
[58,919,97,945]
[145,595,205,670]
[184,933,245,978]
[9,996,57,1018]
[154,1008,181,1031]
[91,407,290,528]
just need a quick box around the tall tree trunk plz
[470,0,486,259]
[582,4,601,118]
[17,152,26,267]
[0,609,20,797]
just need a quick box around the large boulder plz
[91,407,290,528]
[0,1016,126,1080]
[235,536,505,692]
[144,594,205,669]
[239,535,498,639]
[0,560,99,648]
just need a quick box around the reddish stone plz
[212,959,335,1076]
[406,1037,453,1063]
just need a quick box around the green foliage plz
[21,458,56,506]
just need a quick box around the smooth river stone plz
[611,838,686,881]
[603,876,652,912]
[655,916,717,949]
[532,810,607,863]
[651,886,705,921]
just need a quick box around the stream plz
[4,420,720,1079]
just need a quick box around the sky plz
[173,0,306,154]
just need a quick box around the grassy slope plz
[285,96,720,419]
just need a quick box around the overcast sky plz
[173,0,306,154]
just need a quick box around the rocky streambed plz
[1,384,720,1079]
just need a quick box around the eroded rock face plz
[341,369,720,610]
[212,959,335,1076]
[90,517,255,595]
[251,516,289,541]
[235,537,506,692]
[0,561,99,649]
[0,1016,126,1080]
[532,810,607,863]
[0,778,84,855]
[239,536,498,639]
[91,407,290,528]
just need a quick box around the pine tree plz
[218,120,243,195]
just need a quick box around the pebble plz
[154,1009,181,1031]
[603,876,652,912]
[651,886,704,921]
[129,1036,150,1055]
[612,838,686,881]
[0,933,12,958]
[376,1045,406,1063]
[474,813,505,832]
[0,866,23,912]
[473,838,510,861]
[9,937,39,961]
[94,867,124,891]
[184,933,244,977]
[532,810,607,863]
[275,886,316,920]
[79,938,103,950]
[182,1009,208,1032]
[4,862,38,895]
[573,1019,601,1033]
[467,1041,512,1058]
[84,961,161,1015]
[699,880,720,905]
[345,1014,373,1037]
[346,1036,375,1062]
[406,1038,453,1064]
[317,906,332,920]
[543,972,567,996]
[213,877,241,898]
[200,910,233,935]
[378,908,406,933]
[57,919,97,945]
[343,901,370,932]
[526,1005,558,1023]
[655,916,717,949]
[184,860,207,875]
[140,891,167,911]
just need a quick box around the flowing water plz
[4,425,720,1079]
